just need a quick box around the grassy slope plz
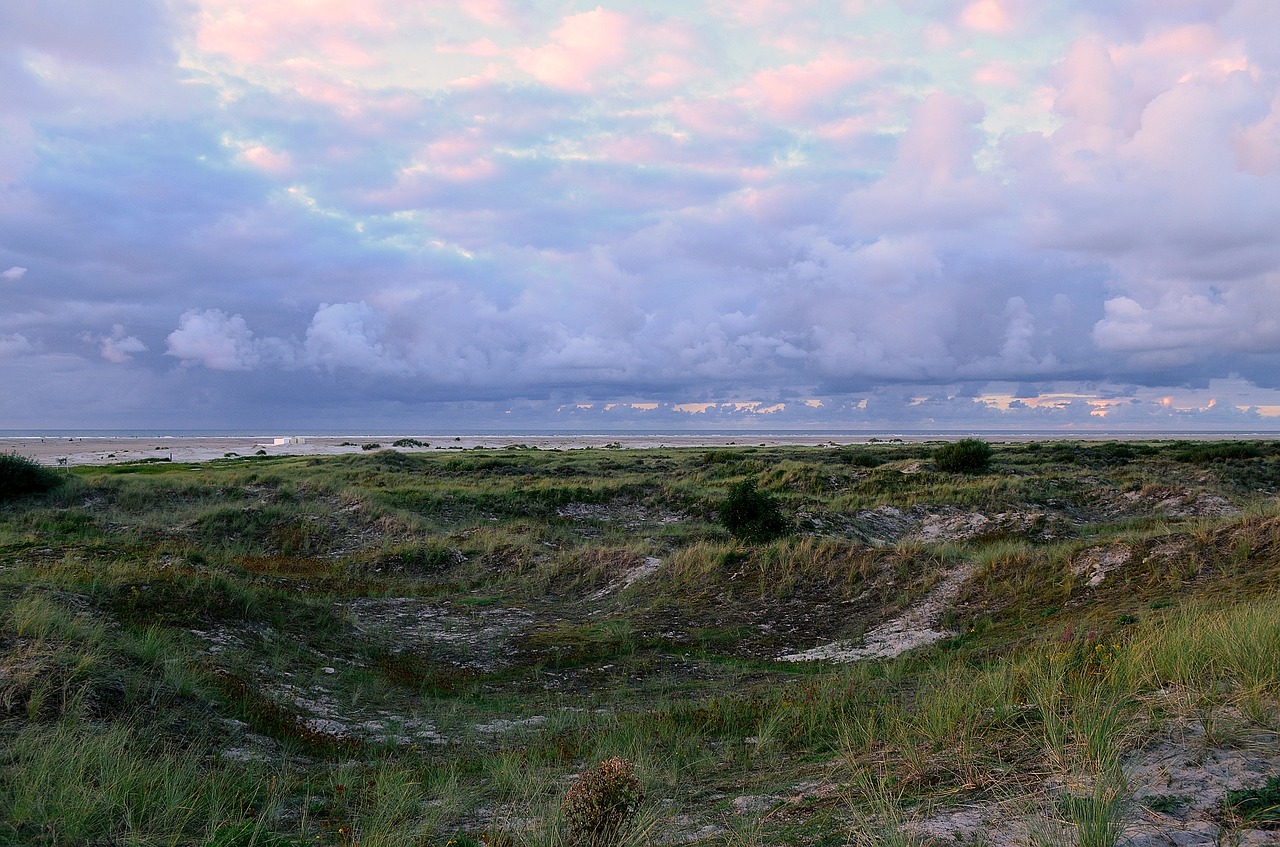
[0,440,1278,846]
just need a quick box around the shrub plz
[561,757,643,847]
[837,447,881,468]
[0,452,62,502]
[1175,442,1263,464]
[718,479,788,543]
[933,439,993,473]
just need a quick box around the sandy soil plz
[2,433,903,467]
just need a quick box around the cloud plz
[0,333,35,360]
[193,0,397,68]
[960,0,1017,34]
[515,7,631,92]
[3,1,1280,429]
[166,308,289,371]
[735,54,882,122]
[303,301,405,374]
[95,324,148,363]
[0,0,174,69]
[1093,279,1280,366]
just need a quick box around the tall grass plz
[1133,600,1280,693]
[1,723,274,846]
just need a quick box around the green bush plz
[837,447,881,468]
[0,452,62,502]
[718,479,788,543]
[933,439,993,474]
[1174,442,1264,464]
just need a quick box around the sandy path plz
[779,561,976,662]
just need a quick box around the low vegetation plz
[1,438,1279,845]
[0,452,63,503]
[932,437,993,473]
[717,478,789,542]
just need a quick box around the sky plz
[3,0,1280,432]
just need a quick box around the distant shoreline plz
[3,431,1276,467]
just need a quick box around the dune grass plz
[1,440,1278,844]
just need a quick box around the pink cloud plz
[644,54,701,90]
[637,21,706,90]
[437,38,503,58]
[516,7,631,92]
[814,113,883,142]
[420,135,498,182]
[459,0,514,28]
[669,97,761,144]
[1234,93,1280,175]
[922,24,954,50]
[960,0,1016,33]
[894,93,986,184]
[277,62,367,114]
[845,93,998,230]
[1040,22,1262,177]
[195,0,398,67]
[1107,24,1243,108]
[708,0,819,28]
[449,64,502,89]
[736,54,880,121]
[973,60,1022,88]
[1037,22,1268,188]
[238,144,293,175]
[372,131,499,200]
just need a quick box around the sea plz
[2,429,1278,441]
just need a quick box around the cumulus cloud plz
[1,267,26,281]
[95,324,148,363]
[303,301,405,374]
[0,333,35,360]
[166,309,285,371]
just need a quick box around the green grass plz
[1,440,1278,844]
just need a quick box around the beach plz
[2,433,895,466]
[4,431,1266,467]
